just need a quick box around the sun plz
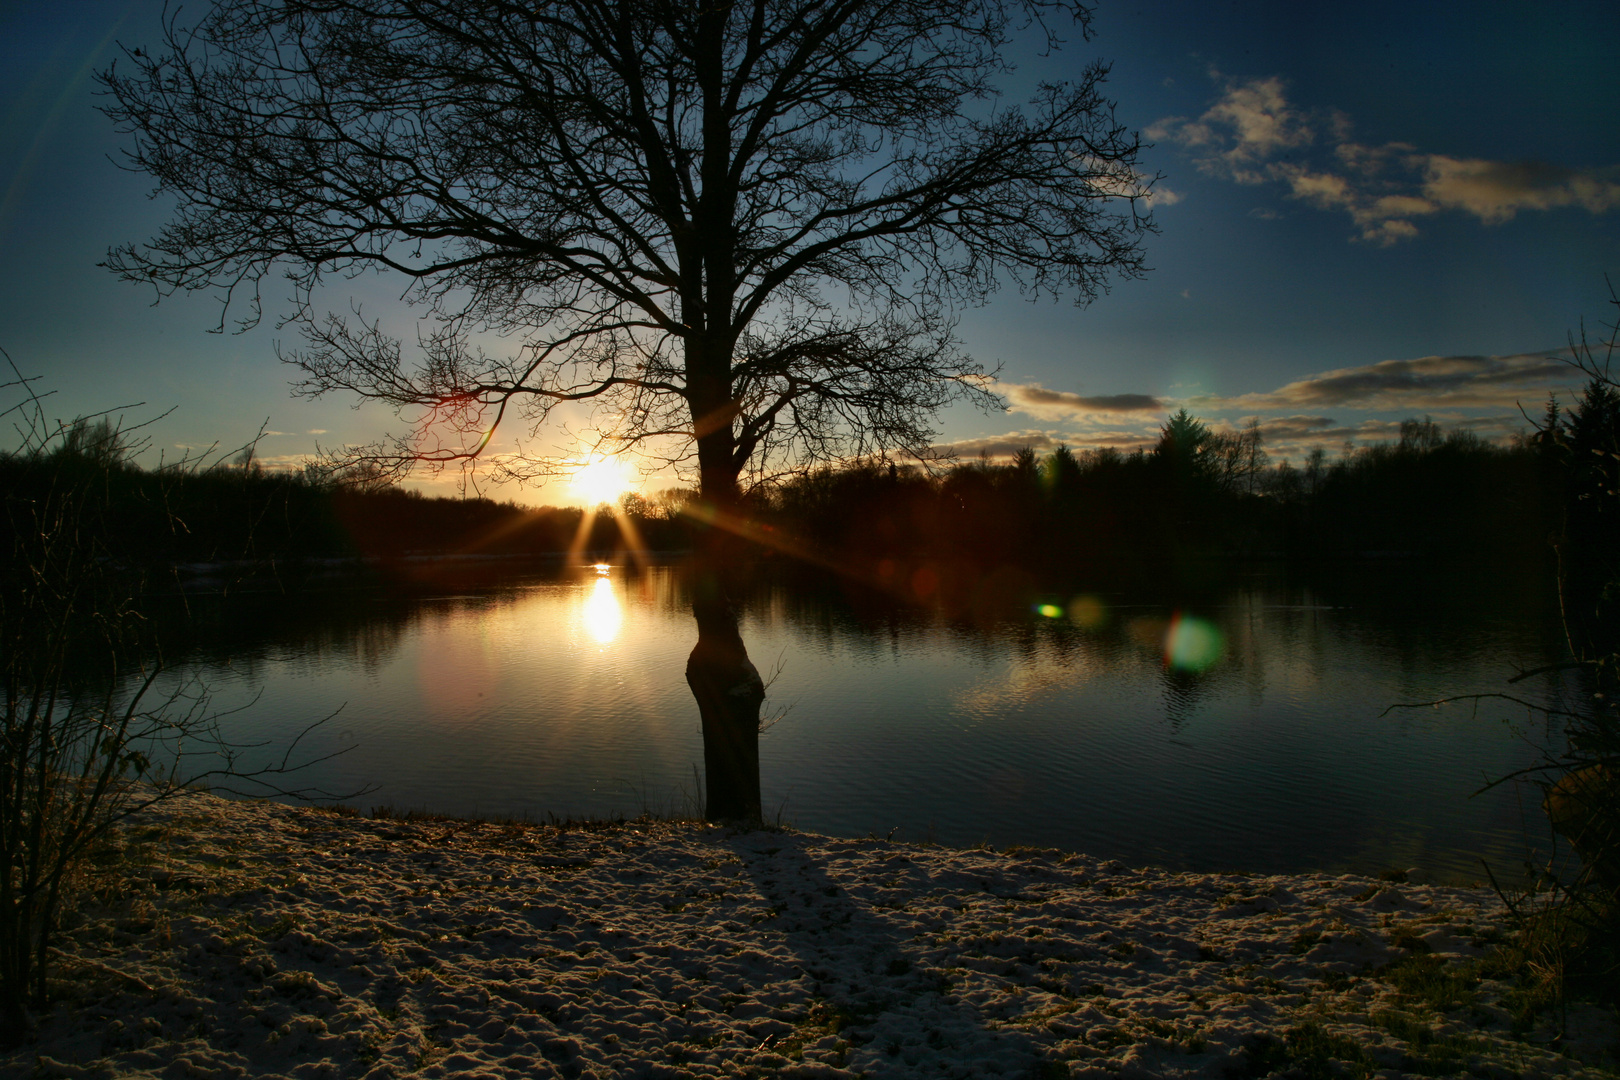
[570,456,631,506]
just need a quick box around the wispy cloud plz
[1149,75,1620,243]
[1150,76,1315,183]
[1246,414,1528,460]
[927,428,1159,462]
[1002,382,1163,420]
[1084,155,1182,209]
[1252,414,1336,439]
[251,453,322,470]
[1143,184,1182,208]
[926,430,1064,459]
[1053,430,1160,452]
[932,408,1535,466]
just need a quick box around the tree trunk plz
[685,542,765,821]
[680,68,760,814]
[681,327,764,821]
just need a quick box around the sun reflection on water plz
[582,573,623,643]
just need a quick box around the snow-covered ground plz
[13,792,1616,1078]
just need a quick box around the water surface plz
[176,560,1573,882]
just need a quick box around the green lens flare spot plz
[1165,614,1223,672]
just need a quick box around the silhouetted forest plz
[758,411,1561,578]
[0,424,689,588]
[5,384,1617,604]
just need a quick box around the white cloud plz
[1084,156,1181,209]
[1420,156,1620,222]
[1153,76,1620,243]
[1143,184,1182,208]
[1148,75,1313,185]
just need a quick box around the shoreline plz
[12,792,1615,1079]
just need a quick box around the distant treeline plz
[0,423,689,578]
[5,377,1617,600]
[761,415,1544,573]
[754,383,1618,592]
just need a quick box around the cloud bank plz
[1190,351,1572,412]
[1149,75,1620,243]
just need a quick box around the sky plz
[2,0,1617,503]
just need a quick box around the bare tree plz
[100,0,1155,820]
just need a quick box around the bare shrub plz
[0,353,354,1041]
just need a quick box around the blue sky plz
[2,0,1617,500]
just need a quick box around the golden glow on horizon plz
[570,456,631,506]
[582,574,622,643]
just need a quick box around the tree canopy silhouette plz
[101,0,1155,820]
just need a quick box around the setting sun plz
[570,456,631,506]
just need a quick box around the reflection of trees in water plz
[725,563,1567,730]
[160,595,417,680]
[151,561,592,678]
[148,560,1567,721]
[1160,668,1211,732]
[1313,564,1561,669]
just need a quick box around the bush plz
[0,359,352,1042]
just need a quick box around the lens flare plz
[1035,603,1063,618]
[1164,612,1223,672]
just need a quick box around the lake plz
[168,557,1574,883]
